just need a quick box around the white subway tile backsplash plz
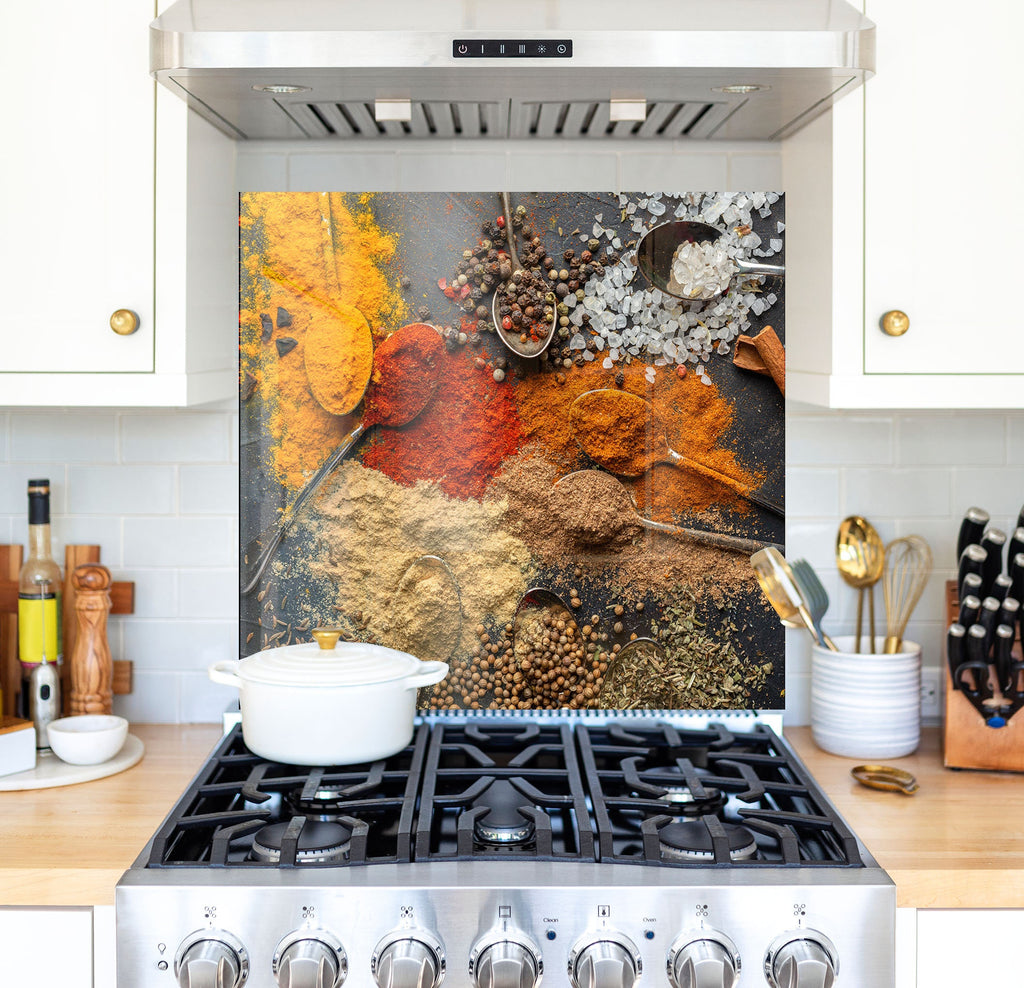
[113,670,181,724]
[619,153,728,193]
[117,568,179,619]
[0,464,67,514]
[843,468,951,518]
[181,464,239,515]
[179,671,240,723]
[898,413,1006,466]
[68,465,176,515]
[120,412,230,463]
[785,468,840,517]
[1008,416,1024,465]
[508,152,617,191]
[396,153,508,191]
[178,569,239,620]
[122,619,236,671]
[48,516,123,567]
[950,467,1024,520]
[0,412,8,460]
[787,415,892,466]
[10,412,117,463]
[124,518,234,567]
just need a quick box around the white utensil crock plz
[209,636,448,765]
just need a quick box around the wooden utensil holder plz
[943,579,1024,771]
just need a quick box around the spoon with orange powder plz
[568,388,783,517]
[243,322,445,594]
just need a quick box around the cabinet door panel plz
[0,907,94,987]
[0,0,154,374]
[863,0,1024,376]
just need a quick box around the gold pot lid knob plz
[880,310,910,336]
[110,308,140,336]
[311,628,342,650]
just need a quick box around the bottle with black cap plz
[17,479,62,739]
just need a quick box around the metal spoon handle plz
[663,448,784,517]
[735,258,785,278]
[639,517,782,556]
[242,420,369,594]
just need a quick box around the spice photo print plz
[239,191,786,713]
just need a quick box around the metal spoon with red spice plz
[243,323,445,594]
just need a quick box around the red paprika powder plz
[364,323,444,427]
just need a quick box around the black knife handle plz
[1008,660,1024,702]
[957,593,982,629]
[995,624,1016,695]
[957,506,990,562]
[998,596,1020,631]
[947,623,966,689]
[1009,527,1024,569]
[958,545,988,599]
[980,529,1008,588]
[990,574,1014,603]
[967,621,991,666]
[978,596,1002,651]
[1011,553,1024,605]
[1017,504,1024,534]
[960,572,983,603]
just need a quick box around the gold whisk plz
[882,535,933,654]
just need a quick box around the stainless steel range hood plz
[151,0,874,142]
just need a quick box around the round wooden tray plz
[0,733,143,791]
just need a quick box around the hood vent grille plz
[280,98,735,140]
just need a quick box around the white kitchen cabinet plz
[0,0,236,407]
[784,0,1024,408]
[916,910,1023,985]
[0,906,94,987]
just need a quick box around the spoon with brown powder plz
[552,470,782,555]
[568,389,783,518]
[388,555,463,664]
[243,323,445,594]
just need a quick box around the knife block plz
[943,580,1024,772]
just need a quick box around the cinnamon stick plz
[734,325,785,395]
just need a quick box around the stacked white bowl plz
[810,635,921,759]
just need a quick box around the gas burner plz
[285,785,353,820]
[658,821,757,863]
[656,786,727,818]
[472,780,536,845]
[251,820,352,864]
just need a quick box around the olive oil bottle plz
[18,479,62,722]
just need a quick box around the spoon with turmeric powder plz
[552,470,783,554]
[242,323,445,594]
[569,389,783,517]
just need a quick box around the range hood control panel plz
[452,40,573,58]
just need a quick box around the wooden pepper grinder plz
[69,564,113,715]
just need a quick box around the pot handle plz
[406,660,449,689]
[209,660,243,689]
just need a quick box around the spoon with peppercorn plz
[634,219,784,302]
[242,323,444,595]
[491,192,559,359]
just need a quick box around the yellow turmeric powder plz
[569,389,664,476]
[304,302,373,415]
[239,192,408,490]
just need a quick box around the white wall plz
[3,140,1019,724]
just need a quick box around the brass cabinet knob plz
[880,310,910,337]
[109,308,140,336]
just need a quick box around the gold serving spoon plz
[836,516,885,653]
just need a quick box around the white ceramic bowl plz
[47,715,128,765]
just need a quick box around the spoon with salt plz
[242,323,444,594]
[634,220,785,301]
[569,389,784,517]
[552,470,782,555]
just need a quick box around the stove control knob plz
[668,932,740,988]
[470,934,543,988]
[568,934,641,988]
[764,931,838,988]
[174,930,249,988]
[372,931,446,988]
[274,931,347,988]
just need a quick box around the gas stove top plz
[118,717,895,988]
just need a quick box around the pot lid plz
[237,633,425,687]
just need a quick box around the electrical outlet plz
[920,667,942,720]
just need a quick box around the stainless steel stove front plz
[116,860,895,988]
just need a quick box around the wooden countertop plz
[1,725,1020,909]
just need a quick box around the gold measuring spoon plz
[836,516,885,653]
[851,765,919,796]
[569,389,783,517]
[242,323,444,594]
[552,470,782,555]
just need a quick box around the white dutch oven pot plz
[209,629,448,765]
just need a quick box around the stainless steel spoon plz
[491,192,557,359]
[634,220,784,301]
[750,547,837,650]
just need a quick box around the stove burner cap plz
[657,785,727,817]
[658,821,757,863]
[251,819,352,864]
[472,780,536,845]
